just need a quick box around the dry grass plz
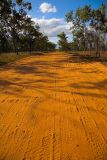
[0,52,44,66]
[69,51,107,59]
[0,52,107,160]
[0,53,30,66]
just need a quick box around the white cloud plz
[32,17,73,38]
[40,2,57,13]
[48,37,59,44]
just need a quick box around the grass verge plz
[0,52,44,66]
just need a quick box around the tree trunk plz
[96,37,100,58]
[29,43,32,54]
[16,49,19,55]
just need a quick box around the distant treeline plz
[0,1,107,57]
[57,4,107,57]
[0,0,56,54]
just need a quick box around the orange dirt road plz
[0,52,107,160]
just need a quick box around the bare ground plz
[0,52,107,160]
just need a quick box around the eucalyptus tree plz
[0,0,56,53]
[66,3,107,57]
[46,42,56,51]
[90,3,107,56]
[24,19,41,53]
[37,35,49,51]
[9,0,32,54]
[0,0,12,52]
[57,32,70,51]
[66,5,92,51]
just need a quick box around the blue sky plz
[27,0,107,43]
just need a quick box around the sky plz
[27,0,107,43]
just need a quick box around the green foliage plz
[66,3,107,54]
[57,32,70,51]
[65,11,73,23]
[0,0,55,54]
[76,5,91,22]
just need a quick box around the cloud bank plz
[33,17,73,38]
[40,2,57,13]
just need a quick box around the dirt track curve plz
[0,52,107,160]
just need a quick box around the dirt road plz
[0,52,107,160]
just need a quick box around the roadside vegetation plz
[0,52,32,66]
[58,4,107,58]
[0,0,56,55]
[0,0,107,64]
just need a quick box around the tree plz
[9,0,32,54]
[23,18,40,53]
[0,0,56,54]
[0,0,12,53]
[57,32,70,51]
[46,41,56,51]
[66,6,92,51]
[66,4,107,57]
[90,3,107,56]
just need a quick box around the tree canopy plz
[0,1,106,55]
[57,32,70,51]
[65,3,107,56]
[0,0,56,54]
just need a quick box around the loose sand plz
[0,52,107,160]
